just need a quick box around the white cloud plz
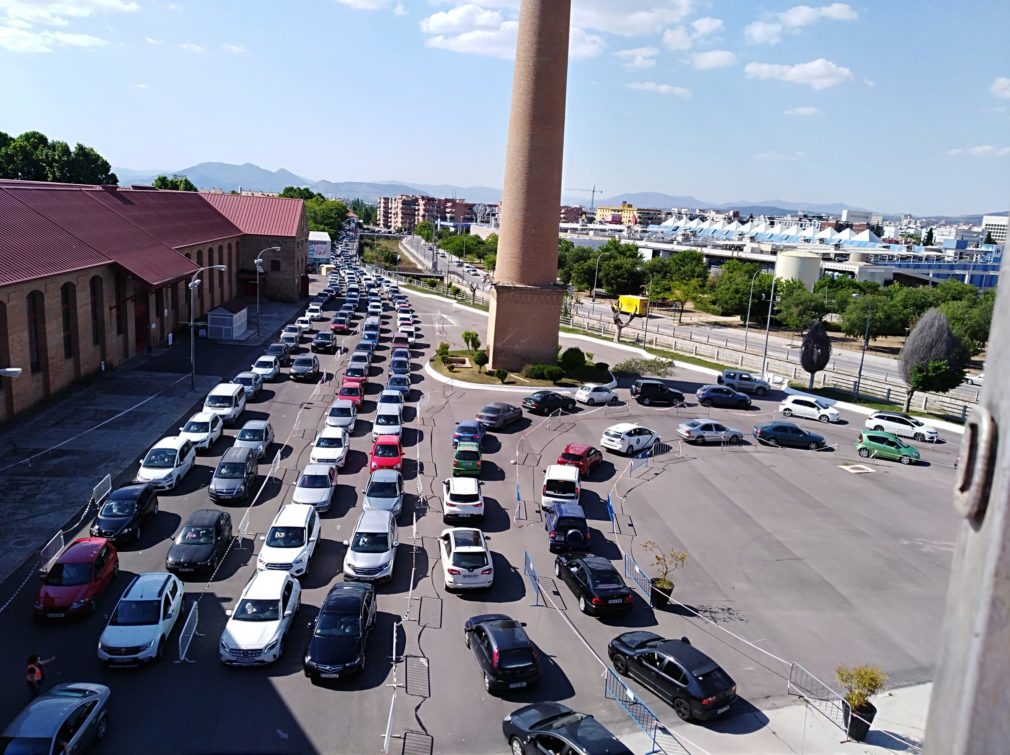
[753,150,806,160]
[628,81,691,97]
[394,3,405,16]
[425,20,517,59]
[133,82,149,88]
[784,106,820,116]
[144,36,163,44]
[744,20,782,44]
[421,4,502,34]
[335,0,390,8]
[222,43,245,53]
[863,78,875,87]
[615,46,658,69]
[573,0,694,37]
[663,14,725,51]
[569,26,605,59]
[691,49,735,69]
[991,77,1010,99]
[662,25,692,51]
[0,26,106,52]
[691,16,722,38]
[947,145,1010,157]
[745,58,853,90]
[179,41,204,52]
[167,2,182,10]
[745,3,856,45]
[0,0,136,52]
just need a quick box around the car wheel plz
[818,414,830,423]
[696,435,705,446]
[96,712,109,741]
[612,653,629,675]
[587,398,596,406]
[554,561,561,577]
[858,447,870,458]
[900,455,912,465]
[625,446,634,456]
[739,401,749,409]
[873,425,884,431]
[728,435,741,445]
[155,638,165,662]
[782,408,793,417]
[510,737,524,755]
[673,698,693,722]
[642,397,652,406]
[913,433,925,441]
[755,387,767,396]
[566,401,575,411]
[578,595,588,613]
[701,400,712,408]
[484,673,493,693]
[807,441,819,451]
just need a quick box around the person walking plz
[26,654,55,700]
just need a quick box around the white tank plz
[775,251,821,290]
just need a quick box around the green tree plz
[473,350,489,373]
[461,330,481,355]
[776,280,827,331]
[923,228,935,246]
[484,234,498,254]
[800,319,832,389]
[559,347,586,371]
[280,186,321,200]
[647,250,708,284]
[415,221,435,242]
[939,292,993,356]
[652,278,700,324]
[305,196,348,238]
[598,256,647,296]
[493,368,508,384]
[483,253,496,271]
[840,295,905,341]
[0,130,116,184]
[350,198,376,225]
[708,261,769,317]
[152,174,198,191]
[898,309,967,411]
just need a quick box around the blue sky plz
[1,0,1008,215]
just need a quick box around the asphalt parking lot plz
[0,266,961,754]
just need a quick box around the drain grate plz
[402,731,434,755]
[405,655,430,697]
[418,596,442,629]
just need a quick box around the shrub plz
[521,364,543,379]
[559,347,587,371]
[424,278,437,289]
[436,341,450,359]
[473,350,489,372]
[835,665,887,710]
[494,368,508,383]
[594,362,609,372]
[543,365,565,384]
[612,357,675,377]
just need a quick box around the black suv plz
[464,614,541,694]
[90,483,159,544]
[304,582,376,683]
[630,379,685,407]
[608,632,737,722]
[265,341,292,366]
[544,502,591,553]
[502,702,632,755]
[311,332,337,354]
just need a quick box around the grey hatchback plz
[476,402,523,430]
[1,683,110,753]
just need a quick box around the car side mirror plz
[342,539,349,546]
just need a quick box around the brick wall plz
[239,233,307,302]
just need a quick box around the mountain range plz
[111,161,985,219]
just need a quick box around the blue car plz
[390,348,410,362]
[385,375,411,395]
[361,332,379,348]
[355,339,376,355]
[389,358,411,376]
[453,419,486,448]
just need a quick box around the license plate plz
[717,705,730,714]
[508,681,527,689]
[177,567,194,573]
[47,612,65,618]
[320,673,339,679]
[608,599,623,604]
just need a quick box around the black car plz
[290,355,321,382]
[265,341,292,366]
[522,390,576,415]
[304,582,376,683]
[554,553,633,616]
[607,632,737,722]
[90,484,159,543]
[695,385,751,409]
[631,379,685,407]
[544,503,591,553]
[752,421,825,449]
[311,332,337,354]
[476,402,523,430]
[165,509,232,576]
[503,702,632,755]
[464,614,541,694]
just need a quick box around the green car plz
[452,441,482,477]
[856,431,920,465]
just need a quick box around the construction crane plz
[564,185,603,211]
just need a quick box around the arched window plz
[60,282,77,359]
[89,276,104,346]
[26,290,45,374]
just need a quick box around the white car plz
[251,355,280,382]
[295,316,313,333]
[326,399,357,431]
[348,351,371,371]
[367,302,382,317]
[377,388,405,410]
[291,464,337,512]
[575,384,617,406]
[257,503,320,576]
[442,477,485,522]
[98,573,184,665]
[136,437,196,490]
[396,313,413,328]
[310,426,349,467]
[234,420,274,460]
[219,570,301,666]
[541,464,581,509]
[779,395,840,424]
[372,405,404,441]
[864,411,939,442]
[397,324,416,344]
[600,423,660,455]
[964,373,984,386]
[306,304,325,321]
[178,411,223,451]
[439,528,493,591]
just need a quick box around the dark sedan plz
[695,385,751,409]
[752,421,826,449]
[608,632,737,722]
[388,357,411,376]
[453,419,486,448]
[464,614,541,695]
[476,402,523,430]
[304,582,376,683]
[522,390,576,415]
[265,341,291,366]
[291,355,321,382]
[90,484,159,544]
[554,553,633,616]
[165,509,232,576]
[503,702,632,755]
[311,332,338,354]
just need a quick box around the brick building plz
[376,193,477,230]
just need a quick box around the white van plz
[541,464,581,509]
[203,383,247,426]
[257,504,320,577]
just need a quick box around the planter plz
[842,700,876,741]
[649,578,673,609]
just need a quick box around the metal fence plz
[623,553,653,602]
[605,493,617,534]
[786,662,848,730]
[523,550,543,607]
[176,601,201,663]
[604,667,664,755]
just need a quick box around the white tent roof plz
[853,228,882,243]
[834,228,857,240]
[815,227,838,240]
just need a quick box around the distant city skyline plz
[1,0,1008,215]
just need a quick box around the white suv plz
[439,528,494,591]
[258,504,320,576]
[219,570,300,666]
[135,437,196,490]
[779,395,840,424]
[541,464,581,509]
[98,573,184,666]
[864,411,938,442]
[600,423,660,455]
[442,477,485,523]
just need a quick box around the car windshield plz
[451,551,488,569]
[236,376,253,386]
[234,598,280,622]
[694,665,734,696]
[216,462,246,479]
[101,499,136,517]
[375,415,399,426]
[449,490,480,504]
[499,649,535,669]
[814,400,831,410]
[183,420,209,433]
[545,479,577,497]
[351,532,389,553]
[479,406,500,416]
[367,481,399,498]
[238,428,264,441]
[560,452,585,462]
[266,526,305,548]
[294,359,315,368]
[682,420,702,430]
[374,444,399,457]
[346,367,365,377]
[176,526,214,545]
[144,448,177,468]
[390,377,409,387]
[379,395,398,404]
[315,611,360,638]
[330,407,352,418]
[456,450,480,462]
[205,395,234,408]
[456,423,479,435]
[317,436,344,449]
[339,388,359,398]
[111,599,160,626]
[45,562,92,586]
[604,430,623,439]
[267,346,284,356]
[255,360,275,370]
[299,474,331,489]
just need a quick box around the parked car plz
[554,552,633,616]
[338,383,364,408]
[856,431,921,465]
[541,464,581,509]
[545,502,590,553]
[208,447,258,503]
[343,509,398,583]
[165,509,232,576]
[233,371,263,399]
[310,426,349,467]
[312,332,338,354]
[502,702,632,755]
[265,342,292,366]
[453,441,482,477]
[1,683,111,753]
[370,435,404,471]
[964,373,984,386]
[630,379,685,406]
[386,375,412,396]
[234,419,274,460]
[304,582,376,683]
[864,411,939,442]
[608,632,737,721]
[326,399,357,431]
[219,570,301,666]
[372,404,404,441]
[752,422,826,449]
[34,538,118,621]
[676,419,743,445]
[442,477,485,523]
[574,384,617,406]
[178,411,224,451]
[477,402,522,430]
[696,385,752,409]
[464,614,541,694]
[291,355,321,382]
[717,369,770,396]
[135,436,196,491]
[362,469,404,518]
[98,572,184,665]
[522,390,575,414]
[257,503,321,575]
[292,464,337,512]
[440,528,494,591]
[251,355,281,382]
[377,388,405,409]
[779,395,840,423]
[89,483,159,544]
[600,423,660,455]
[453,419,486,448]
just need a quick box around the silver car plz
[343,509,398,583]
[1,683,111,752]
[234,420,274,460]
[326,399,357,431]
[676,418,743,445]
[233,371,263,399]
[362,469,404,517]
[372,404,404,441]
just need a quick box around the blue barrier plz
[604,667,663,754]
[523,550,543,607]
[624,553,652,602]
[606,493,616,534]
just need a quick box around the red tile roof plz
[200,193,305,237]
[90,187,241,248]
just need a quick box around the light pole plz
[854,295,874,399]
[759,275,779,378]
[189,265,227,390]
[591,252,612,306]
[254,247,281,338]
[743,269,762,350]
[642,274,653,344]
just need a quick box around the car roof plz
[107,483,148,502]
[188,411,217,422]
[635,378,664,385]
[235,371,256,379]
[376,404,402,416]
[369,468,401,482]
[865,430,900,440]
[3,688,105,737]
[448,476,479,493]
[62,537,107,563]
[606,423,638,433]
[571,553,616,572]
[447,528,485,549]
[456,441,480,451]
[657,638,719,674]
[482,617,532,649]
[242,569,289,598]
[380,389,402,398]
[456,419,481,429]
[374,435,401,445]
[301,464,332,477]
[545,464,579,480]
[356,508,394,531]
[319,425,347,438]
[255,355,279,362]
[563,443,591,455]
[123,572,173,600]
[550,502,587,518]
[209,382,243,396]
[152,435,188,450]
[241,419,270,430]
[185,509,224,527]
[330,399,354,409]
[321,582,370,611]
[272,503,315,526]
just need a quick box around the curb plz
[422,361,618,395]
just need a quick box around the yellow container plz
[618,295,648,315]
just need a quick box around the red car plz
[34,537,119,622]
[556,443,603,477]
[338,383,364,408]
[370,435,404,471]
[330,319,350,334]
[342,365,369,387]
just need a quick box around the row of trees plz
[419,223,498,272]
[0,130,117,185]
[280,186,349,239]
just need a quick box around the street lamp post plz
[743,269,762,350]
[189,265,227,390]
[759,275,779,379]
[254,247,281,338]
[854,297,874,399]
[643,274,653,344]
[591,252,612,306]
